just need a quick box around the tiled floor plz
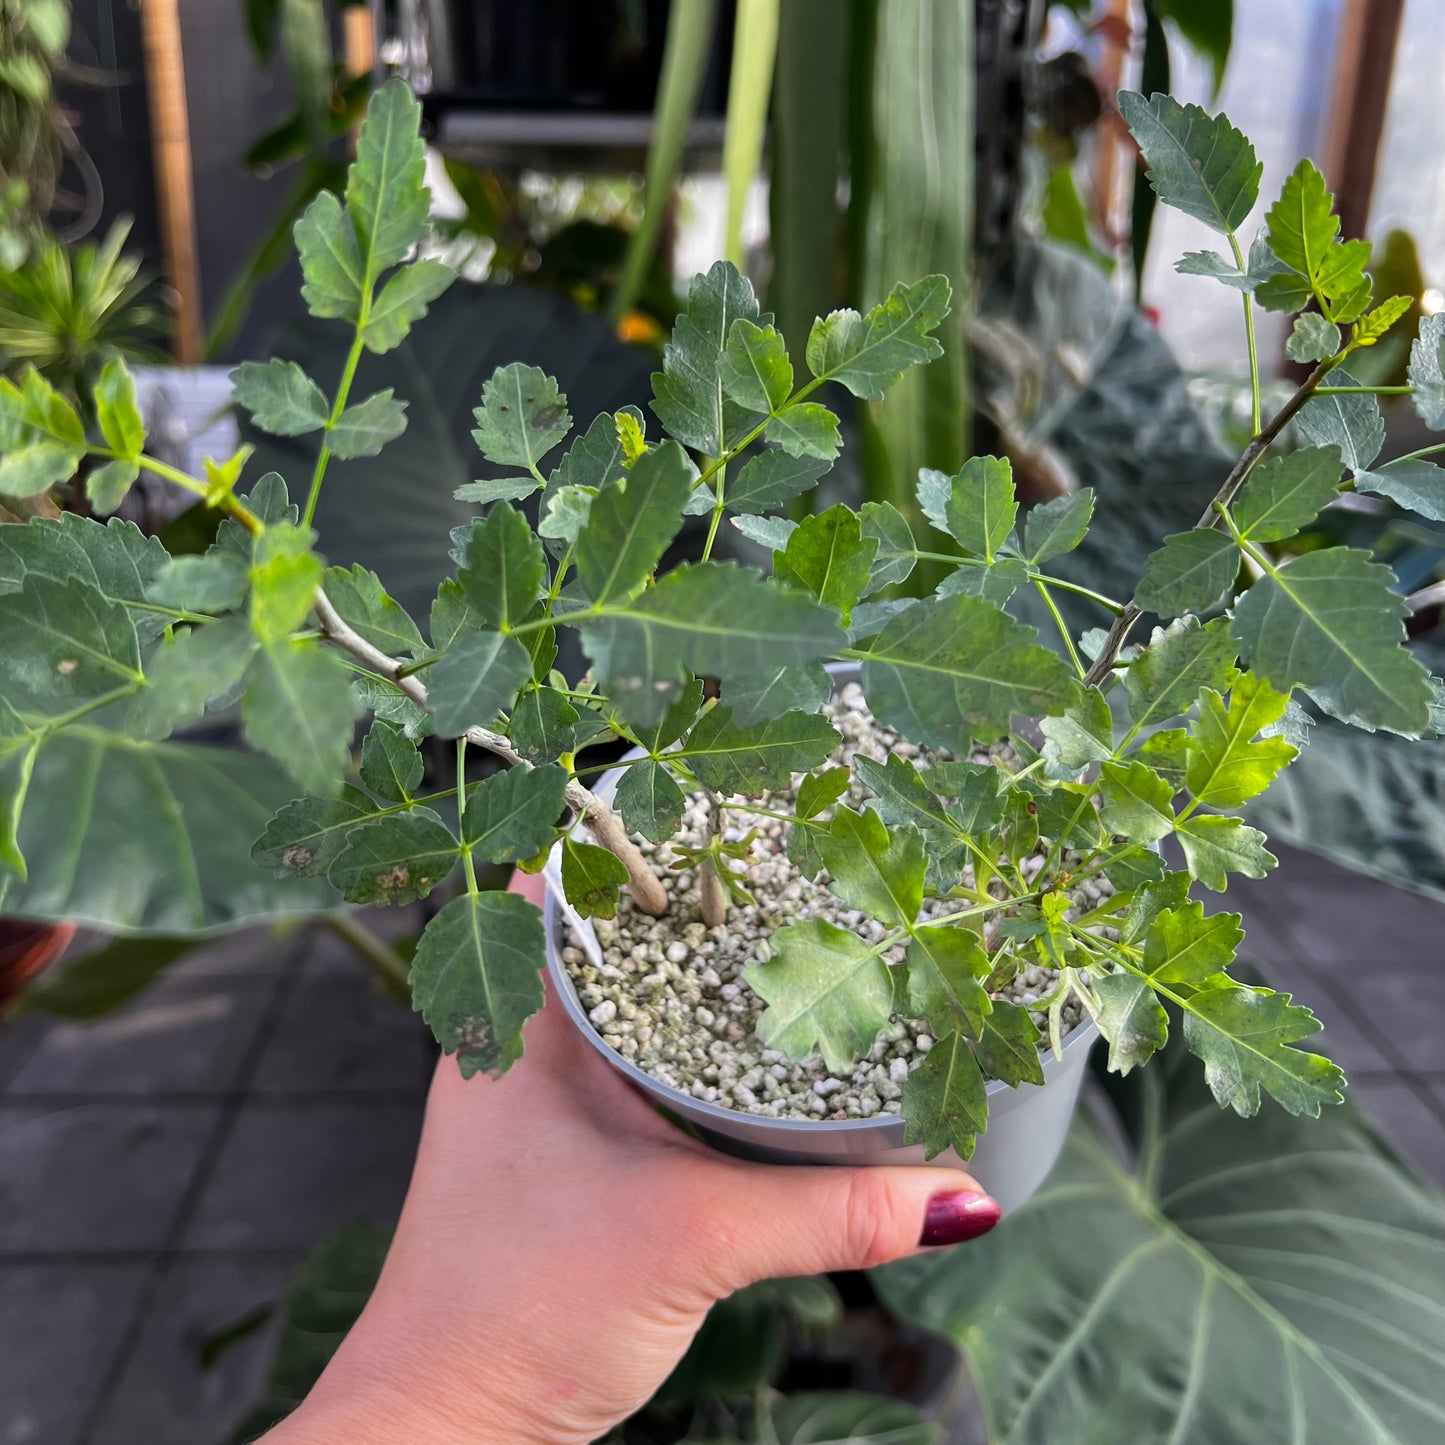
[1,844,1442,1444]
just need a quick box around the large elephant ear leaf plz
[875,1030,1445,1445]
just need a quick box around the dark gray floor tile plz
[164,923,298,981]
[252,976,434,1095]
[1349,1079,1445,1187]
[1316,963,1445,1075]
[0,1263,148,1445]
[0,1013,51,1094]
[6,981,274,1098]
[88,1254,298,1445]
[182,1103,422,1251]
[298,909,426,979]
[0,1102,220,1252]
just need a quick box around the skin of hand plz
[268,872,1001,1445]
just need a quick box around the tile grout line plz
[72,928,316,1445]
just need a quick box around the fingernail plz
[920,1189,1002,1246]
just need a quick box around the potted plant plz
[2,82,1440,1210]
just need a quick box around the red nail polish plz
[920,1189,1002,1246]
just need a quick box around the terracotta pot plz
[0,919,76,1009]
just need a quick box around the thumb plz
[687,1159,1001,1295]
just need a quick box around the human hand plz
[269,872,1000,1445]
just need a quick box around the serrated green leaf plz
[773,504,876,621]
[0,365,84,456]
[149,554,249,614]
[85,459,139,515]
[1408,312,1445,428]
[975,999,1044,1086]
[859,500,916,589]
[860,594,1079,753]
[1297,370,1384,469]
[1174,244,1281,292]
[251,790,376,879]
[453,476,540,506]
[1233,444,1344,542]
[728,450,830,515]
[1353,293,1412,345]
[549,408,635,496]
[0,441,82,499]
[731,513,798,551]
[249,522,321,643]
[719,319,793,413]
[322,563,427,657]
[796,765,850,820]
[906,926,991,1041]
[815,808,924,929]
[241,639,357,797]
[355,677,434,741]
[1186,675,1297,808]
[575,440,692,607]
[428,577,477,651]
[328,807,459,905]
[613,759,686,844]
[1353,456,1445,520]
[724,660,831,726]
[1284,313,1341,363]
[805,275,951,399]
[0,573,142,702]
[764,402,842,461]
[1135,529,1238,615]
[471,362,571,473]
[1117,91,1261,234]
[94,358,145,459]
[934,456,1016,559]
[1265,159,1339,286]
[410,889,546,1077]
[1136,727,1190,789]
[634,676,705,754]
[346,77,430,276]
[295,189,365,322]
[326,389,407,459]
[1039,685,1115,779]
[461,762,567,863]
[1182,985,1343,1116]
[230,359,329,436]
[1142,900,1243,987]
[453,502,546,632]
[854,752,992,841]
[508,686,581,764]
[363,258,455,353]
[682,705,838,795]
[1093,975,1168,1075]
[1024,488,1094,564]
[1177,813,1275,891]
[425,629,532,737]
[1098,760,1175,842]
[537,485,594,543]
[1124,617,1239,732]
[748,917,894,1071]
[560,835,631,920]
[359,718,423,801]
[901,1031,988,1161]
[1231,546,1432,734]
[128,618,257,741]
[578,561,844,727]
[934,556,1029,608]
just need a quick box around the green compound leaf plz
[651,260,767,456]
[763,401,842,461]
[1039,685,1115,779]
[816,808,925,929]
[1296,370,1384,470]
[860,594,1079,753]
[930,456,1016,559]
[127,618,257,742]
[719,318,793,413]
[508,686,581,764]
[1352,456,1445,520]
[1093,974,1168,1075]
[859,500,916,589]
[1024,487,1094,564]
[1352,292,1412,346]
[328,808,460,905]
[241,639,358,798]
[1232,444,1344,542]
[935,556,1029,608]
[1124,616,1239,732]
[906,926,991,1041]
[1182,985,1343,1116]
[1134,529,1238,615]
[731,513,798,551]
[1141,901,1243,987]
[805,274,951,400]
[1230,546,1433,735]
[560,834,631,920]
[346,76,430,277]
[1407,312,1445,428]
[355,678,434,741]
[773,504,877,621]
[682,705,839,795]
[1186,674,1298,808]
[724,660,831,726]
[425,629,533,737]
[322,563,427,657]
[94,359,145,458]
[578,561,844,727]
[575,440,692,608]
[230,359,329,436]
[548,408,632,495]
[1263,160,1371,321]
[249,522,322,643]
[1117,90,1261,235]
[359,718,423,801]
[1284,313,1341,363]
[295,190,365,323]
[748,916,894,1072]
[251,789,380,880]
[471,362,572,473]
[150,554,249,614]
[410,889,547,1078]
[0,366,85,497]
[613,759,686,844]
[363,258,455,354]
[454,502,547,631]
[454,476,540,507]
[1176,813,1275,891]
[461,762,568,863]
[1098,760,1176,843]
[901,1031,988,1161]
[0,573,141,703]
[326,389,408,459]
[728,450,830,515]
[85,459,139,516]
[975,999,1044,1087]
[634,676,706,753]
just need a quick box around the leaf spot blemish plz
[282,845,313,870]
[57,658,79,675]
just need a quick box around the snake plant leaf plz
[860,594,1079,753]
[321,563,427,657]
[0,366,85,496]
[682,705,838,795]
[241,639,358,797]
[358,718,423,801]
[453,502,547,631]
[1098,760,1176,843]
[816,809,925,929]
[728,450,830,515]
[363,258,455,354]
[1117,90,1261,234]
[719,319,793,414]
[126,618,258,742]
[327,807,460,905]
[613,759,686,844]
[724,660,831,727]
[974,999,1045,1087]
[575,440,693,607]
[251,788,380,879]
[859,500,916,589]
[1407,312,1445,428]
[1185,675,1298,809]
[1231,547,1433,735]
[1093,974,1168,1075]
[461,762,568,863]
[1024,488,1094,564]
[1296,371,1384,470]
[1134,529,1238,615]
[935,456,1017,559]
[1352,456,1445,520]
[560,835,631,920]
[507,686,580,764]
[325,389,407,460]
[1176,813,1275,891]
[578,561,844,727]
[409,889,547,1077]
[345,76,430,277]
[652,259,767,456]
[906,926,992,1042]
[150,554,249,615]
[425,629,532,737]
[1284,313,1341,363]
[230,358,329,436]
[0,573,142,704]
[1232,445,1344,542]
[295,190,365,323]
[1124,616,1239,732]
[773,504,877,621]
[805,274,951,400]
[470,362,572,473]
[748,916,894,1072]
[1039,685,1115,779]
[763,401,842,461]
[901,1030,989,1161]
